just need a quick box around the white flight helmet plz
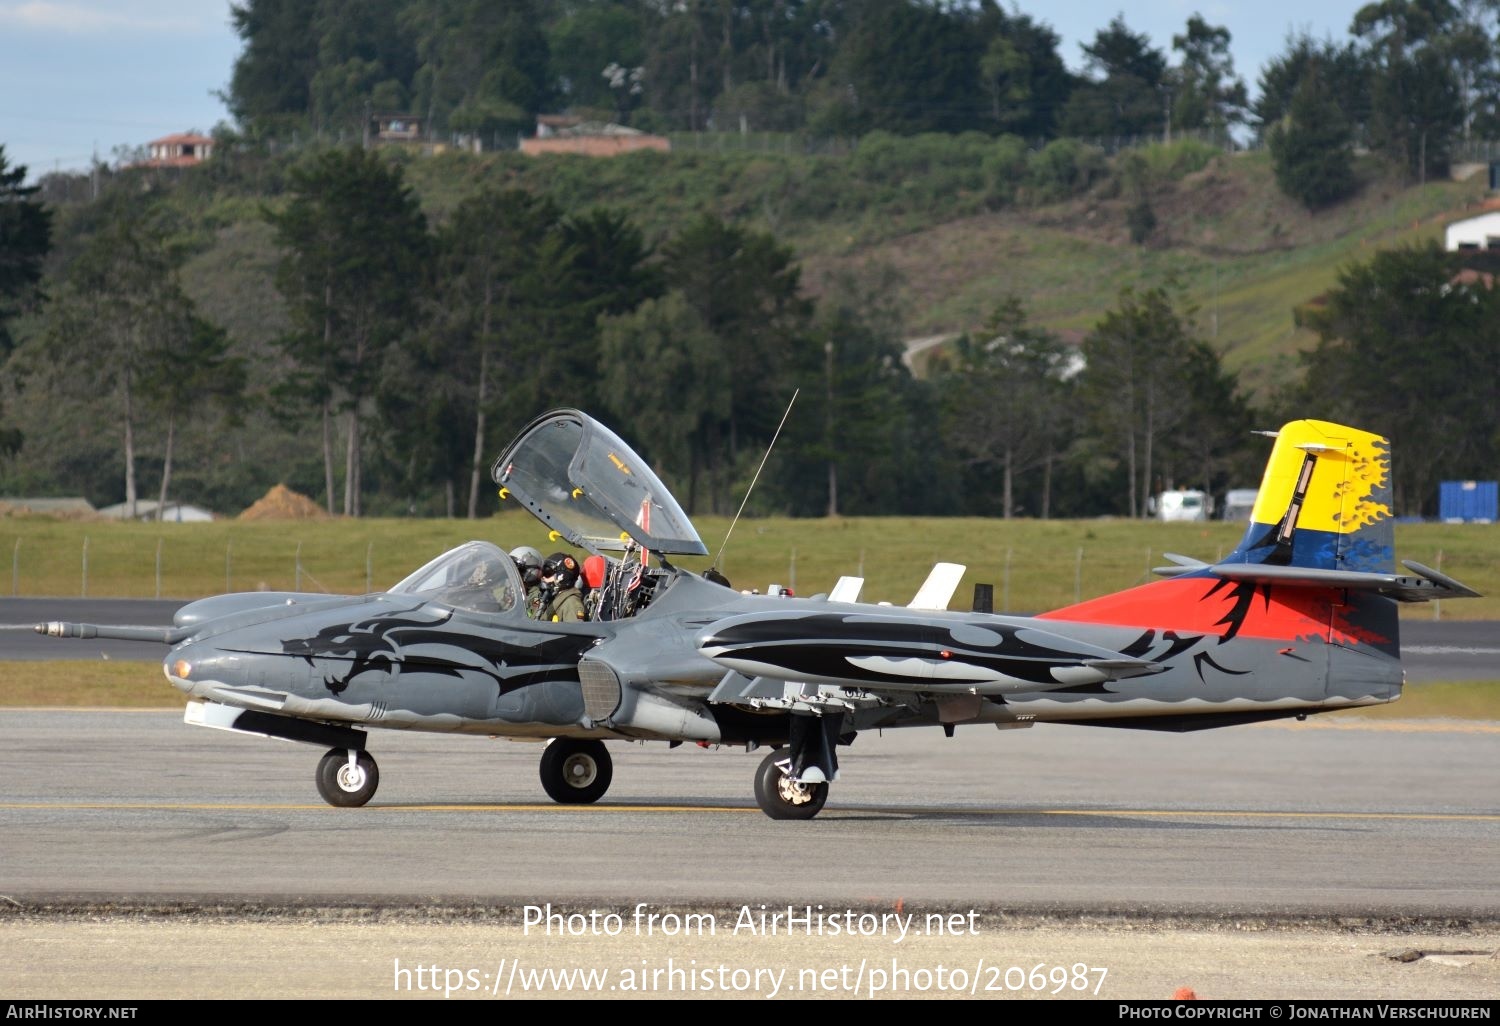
[509,545,543,570]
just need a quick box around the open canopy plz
[491,410,707,557]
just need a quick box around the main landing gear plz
[315,747,379,807]
[539,738,613,804]
[750,710,844,820]
[753,749,828,820]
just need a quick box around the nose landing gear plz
[315,747,380,807]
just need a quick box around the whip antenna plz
[712,389,798,573]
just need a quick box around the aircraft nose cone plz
[164,641,235,697]
[168,640,296,697]
[165,637,311,708]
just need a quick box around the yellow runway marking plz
[1,802,1496,822]
[0,802,756,814]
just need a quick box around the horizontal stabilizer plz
[1397,560,1481,600]
[1152,552,1209,577]
[1208,560,1480,601]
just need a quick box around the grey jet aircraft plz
[36,412,1477,818]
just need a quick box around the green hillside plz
[8,135,1493,522]
[145,142,1490,402]
[831,153,1487,397]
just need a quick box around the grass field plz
[1,661,175,708]
[2,513,1496,616]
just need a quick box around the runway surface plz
[1,599,1495,682]
[3,708,1498,916]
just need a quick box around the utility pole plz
[825,338,837,517]
[1212,261,1219,338]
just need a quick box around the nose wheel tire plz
[753,749,828,820]
[539,739,613,804]
[316,748,379,807]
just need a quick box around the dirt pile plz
[239,484,329,520]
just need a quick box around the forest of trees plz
[223,0,1500,202]
[4,2,1500,520]
[4,134,1496,522]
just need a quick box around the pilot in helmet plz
[510,545,545,618]
[465,558,492,587]
[448,551,512,612]
[540,552,586,622]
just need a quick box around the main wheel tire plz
[753,749,828,820]
[539,739,613,804]
[316,748,379,807]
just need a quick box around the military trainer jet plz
[36,412,1477,819]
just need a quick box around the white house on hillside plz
[1444,211,1500,251]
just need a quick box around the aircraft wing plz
[698,609,1161,697]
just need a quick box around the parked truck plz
[1155,489,1210,522]
[1221,488,1258,522]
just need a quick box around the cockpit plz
[388,541,524,615]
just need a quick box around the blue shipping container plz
[1439,480,1498,522]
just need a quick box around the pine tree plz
[266,148,429,516]
[0,146,52,356]
[1269,66,1358,209]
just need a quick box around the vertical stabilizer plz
[1224,420,1394,574]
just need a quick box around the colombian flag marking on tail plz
[1249,420,1392,542]
[1237,419,1394,575]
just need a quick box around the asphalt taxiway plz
[2,708,1497,916]
[5,636,1499,999]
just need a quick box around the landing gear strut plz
[315,747,379,807]
[752,749,828,820]
[750,710,843,819]
[539,738,613,804]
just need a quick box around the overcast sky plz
[0,0,1371,181]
